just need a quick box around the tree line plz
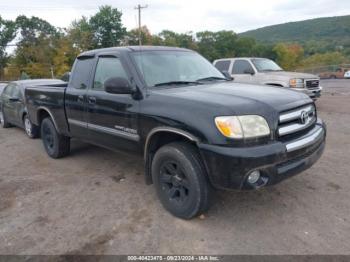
[0,5,349,80]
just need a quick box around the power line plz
[134,4,148,46]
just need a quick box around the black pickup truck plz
[25,46,326,219]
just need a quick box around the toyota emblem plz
[300,111,309,124]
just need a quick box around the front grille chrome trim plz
[305,79,320,89]
[285,127,324,152]
[279,105,314,123]
[278,118,316,136]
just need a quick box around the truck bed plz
[25,84,70,135]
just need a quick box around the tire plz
[41,117,70,158]
[23,114,39,139]
[0,109,11,128]
[151,142,210,219]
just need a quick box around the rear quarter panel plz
[25,85,70,135]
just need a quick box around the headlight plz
[289,78,304,88]
[215,115,270,139]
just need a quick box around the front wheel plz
[152,142,210,219]
[41,117,70,158]
[23,114,39,138]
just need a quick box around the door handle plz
[9,97,20,103]
[77,95,84,103]
[88,96,97,104]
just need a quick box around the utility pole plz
[134,4,148,46]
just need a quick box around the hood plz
[264,71,319,79]
[150,82,312,115]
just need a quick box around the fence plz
[296,64,350,78]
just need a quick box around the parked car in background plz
[0,79,65,138]
[213,58,322,100]
[319,67,349,79]
[344,70,350,79]
[0,82,8,95]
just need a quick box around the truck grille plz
[305,79,319,89]
[278,104,316,140]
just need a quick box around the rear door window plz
[70,57,95,89]
[232,60,254,74]
[214,60,231,72]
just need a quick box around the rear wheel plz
[41,117,70,158]
[0,109,11,128]
[23,114,39,138]
[152,142,210,219]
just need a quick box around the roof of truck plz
[79,46,192,57]
[214,57,267,62]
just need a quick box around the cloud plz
[0,0,349,34]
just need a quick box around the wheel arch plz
[144,127,201,185]
[22,111,27,121]
[36,107,59,130]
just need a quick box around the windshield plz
[252,58,283,72]
[132,51,224,87]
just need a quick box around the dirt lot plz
[0,80,349,255]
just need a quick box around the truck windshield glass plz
[252,59,283,72]
[132,51,224,87]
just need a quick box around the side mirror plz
[61,72,71,82]
[104,77,134,94]
[221,71,234,81]
[244,68,255,75]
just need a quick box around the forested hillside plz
[240,15,350,44]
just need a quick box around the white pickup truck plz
[213,58,322,100]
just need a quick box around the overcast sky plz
[1,0,350,34]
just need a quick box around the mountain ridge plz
[239,15,350,44]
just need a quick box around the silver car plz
[0,82,8,95]
[213,58,322,100]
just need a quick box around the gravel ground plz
[0,80,349,255]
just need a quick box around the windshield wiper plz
[196,76,228,82]
[154,81,203,87]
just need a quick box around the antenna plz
[134,4,148,46]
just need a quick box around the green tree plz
[89,5,126,48]
[300,52,349,68]
[0,16,17,80]
[68,17,94,52]
[16,15,58,44]
[53,36,79,77]
[196,31,237,61]
[126,26,154,46]
[14,16,58,78]
[158,30,197,50]
[14,36,56,78]
[273,43,304,70]
[235,37,256,57]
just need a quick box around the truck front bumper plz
[294,87,322,99]
[198,118,326,190]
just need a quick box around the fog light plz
[247,170,260,184]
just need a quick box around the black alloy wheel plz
[152,142,210,219]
